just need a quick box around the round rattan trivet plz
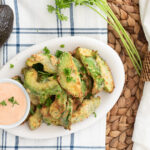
[106,0,148,150]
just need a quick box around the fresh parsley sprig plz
[8,97,19,107]
[0,100,7,106]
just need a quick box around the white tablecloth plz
[0,0,107,150]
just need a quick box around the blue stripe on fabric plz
[15,136,19,150]
[70,5,75,150]
[59,9,63,37]
[4,44,33,47]
[4,131,7,150]
[60,20,62,37]
[2,45,5,65]
[60,136,62,150]
[1,0,6,143]
[70,133,74,150]
[12,32,107,34]
[14,0,20,53]
[1,130,4,150]
[13,1,20,148]
[70,4,74,36]
[0,146,105,149]
[13,28,107,31]
[57,137,59,150]
[2,0,5,4]
[6,42,8,62]
[56,5,60,150]
[56,6,60,37]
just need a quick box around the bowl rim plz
[0,78,30,129]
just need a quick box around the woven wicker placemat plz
[106,0,148,150]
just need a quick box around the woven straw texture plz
[106,0,148,150]
[141,51,150,81]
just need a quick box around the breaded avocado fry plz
[57,52,83,98]
[59,98,73,129]
[28,108,42,130]
[71,97,100,124]
[95,55,114,93]
[75,48,104,94]
[73,57,92,98]
[26,52,57,74]
[24,68,62,104]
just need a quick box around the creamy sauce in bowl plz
[0,79,30,129]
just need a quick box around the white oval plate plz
[0,36,125,139]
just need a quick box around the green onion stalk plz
[48,0,142,75]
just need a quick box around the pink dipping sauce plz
[0,82,27,125]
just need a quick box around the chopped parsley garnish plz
[80,66,86,73]
[93,112,97,118]
[10,64,14,69]
[37,104,42,109]
[80,74,83,78]
[53,74,57,79]
[60,44,65,48]
[66,76,73,82]
[8,97,19,107]
[64,68,71,76]
[0,100,7,106]
[85,93,92,99]
[57,95,60,99]
[45,98,53,107]
[30,107,34,115]
[55,50,63,58]
[43,47,50,55]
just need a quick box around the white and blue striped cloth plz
[0,0,107,149]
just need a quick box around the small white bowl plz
[0,79,30,129]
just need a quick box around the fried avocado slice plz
[29,104,36,115]
[12,75,23,84]
[26,52,57,74]
[95,55,114,93]
[49,91,67,119]
[57,52,83,98]
[75,48,104,94]
[55,91,68,112]
[73,57,92,98]
[40,106,51,125]
[59,98,73,129]
[29,94,39,106]
[49,97,73,129]
[24,68,62,104]
[41,106,60,126]
[28,108,42,130]
[71,97,100,124]
[49,100,62,120]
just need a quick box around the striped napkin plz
[0,0,107,149]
